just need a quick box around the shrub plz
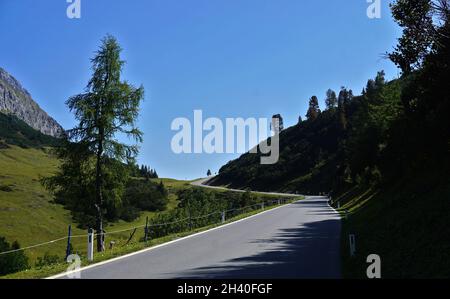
[0,237,29,276]
[120,206,141,222]
[0,185,13,192]
[35,252,61,269]
[122,179,169,216]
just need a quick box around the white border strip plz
[47,199,301,279]
[327,198,341,216]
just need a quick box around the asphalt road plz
[60,193,341,279]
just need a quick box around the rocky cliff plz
[0,67,64,137]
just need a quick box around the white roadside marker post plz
[349,234,356,257]
[221,211,226,224]
[87,228,94,262]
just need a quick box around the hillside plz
[337,176,450,278]
[0,112,61,149]
[207,80,391,195]
[0,114,167,266]
[208,107,343,194]
[0,67,64,138]
[0,142,182,265]
[0,145,81,262]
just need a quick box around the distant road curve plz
[191,177,304,197]
[54,178,341,279]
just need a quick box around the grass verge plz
[334,176,450,279]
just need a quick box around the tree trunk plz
[95,127,104,252]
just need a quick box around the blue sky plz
[0,0,401,179]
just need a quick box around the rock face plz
[0,67,64,137]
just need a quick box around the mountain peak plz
[0,67,64,138]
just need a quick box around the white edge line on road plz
[326,198,341,216]
[47,197,302,279]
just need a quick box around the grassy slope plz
[0,146,84,262]
[337,176,450,278]
[0,146,185,265]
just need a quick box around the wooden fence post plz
[144,216,149,242]
[65,224,71,260]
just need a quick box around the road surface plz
[58,182,341,279]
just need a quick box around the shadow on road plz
[174,216,341,279]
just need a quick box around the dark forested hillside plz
[209,107,343,194]
[0,112,61,148]
[209,76,404,196]
[211,0,450,199]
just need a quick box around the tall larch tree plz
[62,35,144,252]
